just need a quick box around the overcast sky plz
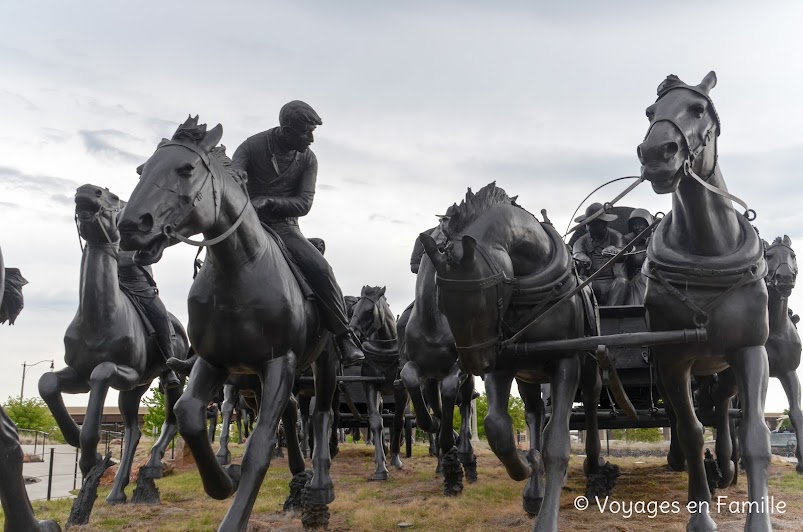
[2,1,802,414]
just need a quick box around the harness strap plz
[564,176,645,236]
[684,160,754,220]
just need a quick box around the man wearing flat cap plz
[409,205,456,274]
[572,202,628,305]
[233,100,364,366]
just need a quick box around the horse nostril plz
[137,213,154,233]
[663,141,679,159]
[636,144,645,163]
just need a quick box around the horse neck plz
[767,288,790,331]
[471,206,553,277]
[369,301,397,341]
[204,177,270,272]
[79,242,122,324]
[671,164,741,255]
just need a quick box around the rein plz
[157,141,250,248]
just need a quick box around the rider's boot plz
[155,326,181,389]
[337,332,365,367]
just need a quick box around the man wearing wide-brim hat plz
[410,204,456,274]
[572,202,628,305]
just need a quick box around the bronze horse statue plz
[0,249,61,531]
[764,236,802,472]
[401,237,479,495]
[38,185,190,504]
[421,183,607,531]
[638,71,772,531]
[118,116,338,531]
[348,286,409,480]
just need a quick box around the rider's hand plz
[602,245,620,257]
[252,196,272,210]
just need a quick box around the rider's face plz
[587,219,607,239]
[630,218,649,235]
[283,123,316,152]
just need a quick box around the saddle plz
[260,223,316,300]
[119,286,176,340]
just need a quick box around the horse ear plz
[420,233,447,273]
[200,123,223,153]
[784,235,792,246]
[360,285,368,297]
[378,286,386,298]
[461,235,477,267]
[699,71,717,94]
[136,164,144,176]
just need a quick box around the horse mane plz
[171,116,245,190]
[361,285,387,302]
[1,268,28,325]
[447,181,514,234]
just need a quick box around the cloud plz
[0,165,81,195]
[368,213,407,225]
[40,127,71,143]
[0,200,20,209]
[0,90,38,111]
[77,129,145,164]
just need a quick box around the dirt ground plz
[11,439,803,531]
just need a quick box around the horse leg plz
[145,380,183,474]
[107,384,149,503]
[390,384,408,469]
[299,395,312,459]
[727,346,772,532]
[778,370,803,473]
[219,352,297,531]
[426,378,445,476]
[38,367,89,448]
[79,362,140,475]
[173,359,231,500]
[283,394,305,475]
[484,370,532,481]
[456,372,477,483]
[236,401,244,445]
[517,379,545,515]
[712,369,737,488]
[330,384,341,459]
[400,361,438,433]
[656,366,686,471]
[307,347,338,503]
[657,358,716,531]
[438,364,463,496]
[533,355,580,532]
[366,382,388,480]
[216,385,237,466]
[579,355,603,476]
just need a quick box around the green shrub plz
[611,428,663,442]
[3,396,59,437]
[142,387,166,437]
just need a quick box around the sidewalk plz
[21,444,79,501]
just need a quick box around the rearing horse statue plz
[638,71,772,532]
[38,185,190,504]
[118,116,337,532]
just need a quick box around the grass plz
[4,439,803,531]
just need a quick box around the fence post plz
[171,437,175,460]
[47,448,55,501]
[120,433,123,458]
[34,431,38,457]
[73,446,79,490]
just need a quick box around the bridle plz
[75,198,121,260]
[644,86,755,221]
[435,238,515,355]
[350,294,397,344]
[765,242,797,291]
[155,141,250,248]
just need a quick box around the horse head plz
[765,235,797,297]
[638,71,720,194]
[421,232,512,376]
[75,184,122,244]
[349,285,387,341]
[119,115,224,265]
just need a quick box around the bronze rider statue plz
[232,100,364,366]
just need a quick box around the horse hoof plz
[372,471,389,481]
[667,452,686,472]
[717,461,735,489]
[224,464,241,492]
[38,520,62,532]
[306,485,335,505]
[390,454,403,469]
[523,496,543,516]
[687,511,717,532]
[106,491,127,505]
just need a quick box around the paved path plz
[22,444,79,501]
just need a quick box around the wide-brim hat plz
[436,204,458,219]
[574,202,617,223]
[628,208,654,226]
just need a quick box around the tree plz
[3,396,58,434]
[142,387,166,437]
[452,392,525,439]
[779,409,792,431]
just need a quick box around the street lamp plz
[20,359,54,400]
